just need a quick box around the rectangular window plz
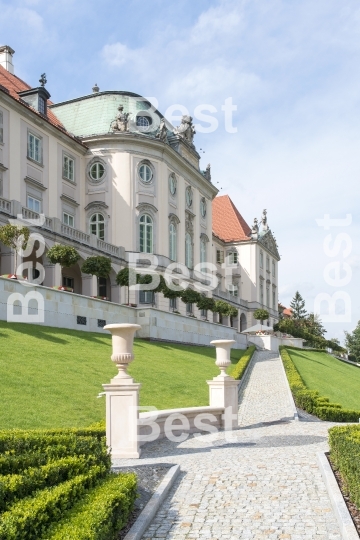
[260,251,263,268]
[38,96,46,115]
[27,195,41,213]
[266,257,270,272]
[229,284,238,297]
[170,297,177,311]
[63,155,75,182]
[216,249,224,264]
[186,303,193,314]
[272,261,275,277]
[260,283,264,304]
[63,276,74,289]
[28,132,41,163]
[272,290,276,309]
[63,212,74,228]
[0,110,3,143]
[228,252,238,265]
[98,277,107,298]
[77,316,87,325]
[140,291,154,304]
[266,287,270,307]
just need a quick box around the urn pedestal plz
[102,323,141,459]
[207,339,239,429]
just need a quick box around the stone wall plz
[0,277,248,348]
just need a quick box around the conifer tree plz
[290,291,307,319]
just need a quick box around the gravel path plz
[114,351,342,540]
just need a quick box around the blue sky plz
[1,0,359,341]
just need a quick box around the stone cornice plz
[24,176,47,191]
[84,201,109,211]
[60,194,79,207]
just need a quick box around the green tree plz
[345,321,360,361]
[290,291,307,319]
[81,256,112,297]
[304,313,326,338]
[0,224,30,276]
[196,295,216,313]
[253,308,269,327]
[46,244,80,287]
[116,267,137,304]
[180,288,201,307]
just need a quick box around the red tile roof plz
[283,308,293,317]
[212,195,252,242]
[0,66,85,146]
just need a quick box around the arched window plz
[90,213,105,240]
[169,222,177,261]
[185,232,193,269]
[140,214,153,253]
[200,238,207,265]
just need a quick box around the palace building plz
[0,45,280,333]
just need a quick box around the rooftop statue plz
[155,117,167,142]
[173,115,196,144]
[251,217,259,239]
[261,209,269,231]
[111,105,130,132]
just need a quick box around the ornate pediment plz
[258,230,280,260]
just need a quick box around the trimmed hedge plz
[279,346,360,422]
[0,465,107,540]
[0,455,97,512]
[231,346,256,380]
[45,473,137,540]
[329,425,360,509]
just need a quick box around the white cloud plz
[101,42,134,67]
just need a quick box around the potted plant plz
[81,255,112,299]
[46,244,80,291]
[0,224,30,279]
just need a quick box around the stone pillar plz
[82,274,97,297]
[0,247,15,275]
[43,262,62,288]
[102,323,142,459]
[207,339,239,429]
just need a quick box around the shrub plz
[45,473,137,540]
[329,425,360,509]
[279,346,360,422]
[231,346,256,380]
[0,455,96,512]
[0,466,107,540]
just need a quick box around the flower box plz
[52,286,74,293]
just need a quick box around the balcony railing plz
[21,207,53,230]
[61,224,90,244]
[0,197,11,214]
[97,239,120,257]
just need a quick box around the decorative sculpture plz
[39,73,47,87]
[261,209,269,231]
[205,163,211,181]
[173,115,196,144]
[251,217,259,239]
[155,117,167,142]
[111,105,131,132]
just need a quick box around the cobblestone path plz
[114,351,341,540]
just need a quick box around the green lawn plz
[287,348,360,410]
[0,321,246,430]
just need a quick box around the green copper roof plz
[50,91,164,138]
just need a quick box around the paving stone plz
[114,351,342,539]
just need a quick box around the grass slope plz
[287,348,360,410]
[0,321,246,430]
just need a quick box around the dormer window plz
[18,86,50,116]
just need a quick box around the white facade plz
[0,46,280,336]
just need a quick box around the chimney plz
[0,45,15,74]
